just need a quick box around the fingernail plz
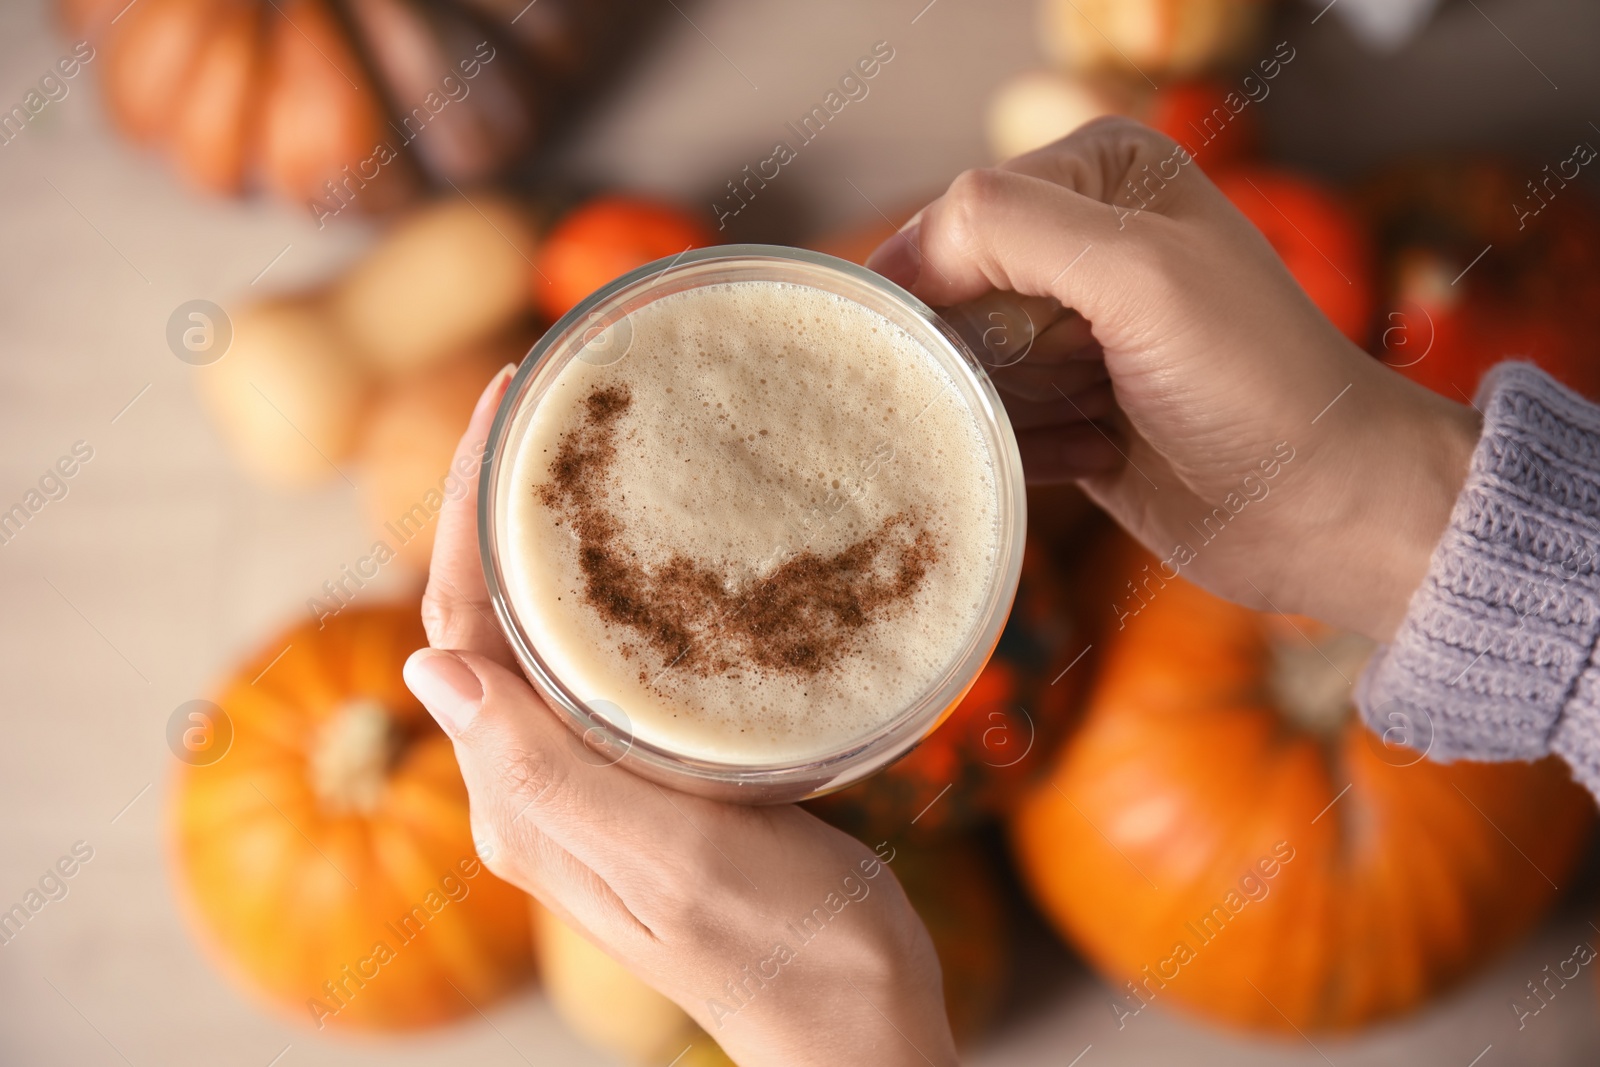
[867,221,921,288]
[473,364,517,422]
[404,649,484,736]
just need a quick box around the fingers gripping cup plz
[480,246,1026,803]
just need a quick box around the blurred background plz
[5,0,1600,1063]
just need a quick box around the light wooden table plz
[3,0,1599,1063]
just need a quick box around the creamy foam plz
[503,279,999,764]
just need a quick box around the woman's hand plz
[870,117,1481,643]
[404,367,958,1067]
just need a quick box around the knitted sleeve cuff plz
[1356,362,1600,795]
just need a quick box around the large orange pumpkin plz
[171,604,535,1030]
[1011,540,1594,1032]
[61,0,652,207]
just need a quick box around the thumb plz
[892,167,1157,333]
[403,647,487,738]
[866,119,1210,352]
[402,648,684,873]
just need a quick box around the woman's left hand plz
[404,365,959,1067]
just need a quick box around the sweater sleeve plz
[1355,362,1600,800]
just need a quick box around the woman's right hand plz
[870,117,1480,643]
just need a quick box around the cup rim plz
[477,244,1027,801]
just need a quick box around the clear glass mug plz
[478,245,1027,804]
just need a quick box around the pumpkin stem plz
[311,700,402,814]
[1267,629,1376,739]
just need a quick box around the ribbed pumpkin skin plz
[1011,548,1594,1033]
[171,604,535,1030]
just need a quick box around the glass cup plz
[479,245,1027,804]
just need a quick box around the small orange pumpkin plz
[1011,538,1594,1032]
[535,196,715,318]
[170,604,535,1030]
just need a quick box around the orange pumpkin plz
[535,196,715,318]
[1213,165,1376,345]
[1011,539,1594,1032]
[1360,158,1600,401]
[171,604,535,1030]
[61,0,650,208]
[806,539,1087,840]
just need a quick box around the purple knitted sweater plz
[1357,362,1600,800]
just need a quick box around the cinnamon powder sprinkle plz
[536,385,938,680]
